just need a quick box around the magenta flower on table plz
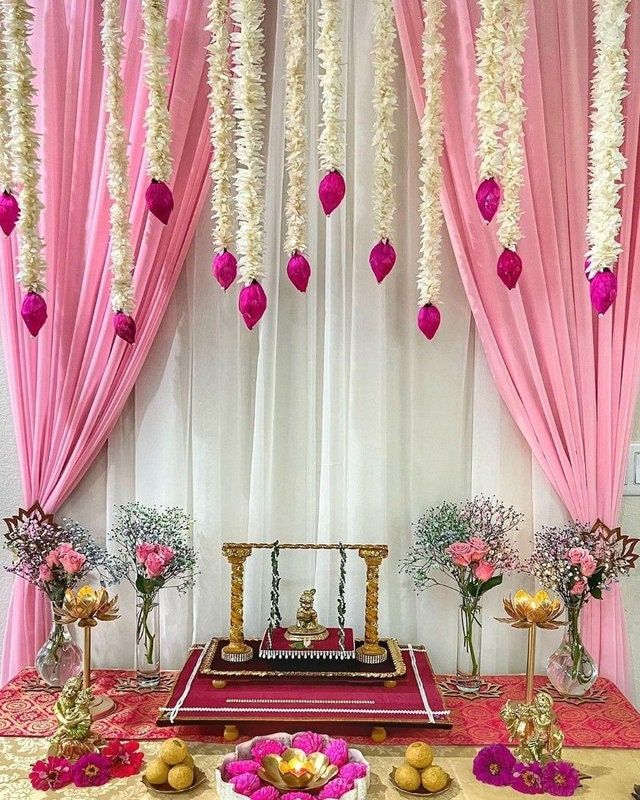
[472,744,516,787]
[71,753,111,787]
[251,738,287,760]
[251,787,281,800]
[540,762,580,797]
[511,761,543,795]
[338,762,368,784]
[281,793,315,800]
[291,731,324,755]
[318,778,353,799]
[29,756,72,791]
[230,773,262,796]
[323,738,349,767]
[226,760,262,778]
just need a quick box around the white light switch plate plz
[624,443,640,495]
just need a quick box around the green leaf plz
[477,574,503,597]
[590,585,602,600]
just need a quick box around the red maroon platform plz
[159,644,450,736]
[1,667,639,748]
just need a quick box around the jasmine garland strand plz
[337,543,346,650]
[0,25,20,242]
[269,540,282,630]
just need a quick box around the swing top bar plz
[223,542,388,555]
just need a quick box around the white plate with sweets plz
[142,738,208,795]
[389,742,453,797]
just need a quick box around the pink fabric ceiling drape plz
[0,0,211,685]
[394,0,640,694]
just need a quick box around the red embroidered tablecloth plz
[1,668,638,748]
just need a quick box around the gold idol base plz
[356,643,388,665]
[222,643,254,663]
[284,625,329,643]
[90,694,116,720]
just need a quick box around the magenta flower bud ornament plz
[213,249,238,291]
[145,179,174,225]
[239,280,267,329]
[590,269,617,316]
[287,252,311,293]
[369,240,396,283]
[113,311,136,344]
[417,303,441,339]
[475,178,501,223]
[318,170,346,216]
[497,248,522,289]
[21,292,47,337]
[0,191,20,236]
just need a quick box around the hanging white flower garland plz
[416,0,445,340]
[0,28,20,242]
[141,0,174,224]
[585,0,630,316]
[283,0,311,293]
[231,0,268,329]
[317,0,345,215]
[369,0,398,285]
[2,0,47,335]
[102,0,136,344]
[207,0,237,291]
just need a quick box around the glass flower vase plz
[456,599,482,692]
[35,621,82,688]
[136,593,160,688]
[547,603,597,696]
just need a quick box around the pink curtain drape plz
[394,0,640,694]
[0,0,212,685]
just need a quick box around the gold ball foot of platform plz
[224,725,240,742]
[384,680,397,689]
[212,680,227,689]
[356,644,387,665]
[90,694,116,720]
[371,726,387,743]
[222,644,253,663]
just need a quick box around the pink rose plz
[225,761,262,779]
[567,547,589,565]
[318,779,353,800]
[323,738,349,768]
[157,545,175,567]
[447,541,474,567]
[251,739,286,760]
[229,774,261,796]
[59,549,86,574]
[136,543,157,564]
[145,552,167,578]
[39,563,53,583]
[570,579,587,596]
[45,550,59,568]
[468,537,489,562]
[579,554,596,577]
[474,560,496,582]
[339,763,368,785]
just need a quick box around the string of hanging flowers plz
[231,0,268,329]
[317,0,345,216]
[141,0,174,225]
[585,0,630,316]
[283,0,311,294]
[207,0,237,291]
[416,0,445,341]
[494,0,527,290]
[102,0,136,344]
[0,33,20,240]
[369,0,398,285]
[2,0,47,336]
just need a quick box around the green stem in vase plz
[136,592,157,666]
[567,604,588,685]
[460,598,481,676]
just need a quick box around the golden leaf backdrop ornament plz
[55,586,120,628]
[591,519,639,570]
[499,590,563,630]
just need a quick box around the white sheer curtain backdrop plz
[60,0,563,675]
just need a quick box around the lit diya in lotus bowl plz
[260,748,338,790]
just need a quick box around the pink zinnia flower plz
[102,740,144,778]
[472,744,515,787]
[474,560,496,582]
[511,761,543,794]
[541,761,580,797]
[225,760,262,778]
[136,542,157,564]
[38,563,53,583]
[251,738,286,760]
[323,738,349,767]
[447,541,474,567]
[71,753,111,787]
[338,762,368,785]
[318,778,353,800]
[291,731,324,755]
[29,756,72,791]
[145,552,167,578]
[59,549,86,574]
[229,773,262,796]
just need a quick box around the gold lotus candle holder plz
[497,590,565,763]
[259,749,338,791]
[55,585,119,720]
